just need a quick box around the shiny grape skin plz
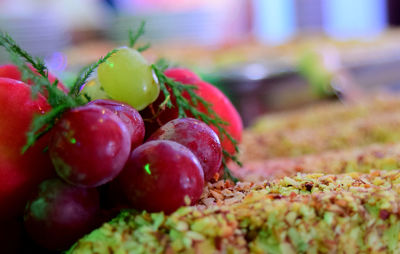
[97,47,160,110]
[140,68,243,157]
[24,179,100,251]
[49,105,131,187]
[148,118,222,182]
[79,78,109,102]
[139,68,200,138]
[116,140,204,214]
[89,99,145,150]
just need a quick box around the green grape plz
[80,78,110,101]
[97,47,159,110]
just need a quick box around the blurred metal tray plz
[212,55,400,127]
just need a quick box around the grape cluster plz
[19,48,227,251]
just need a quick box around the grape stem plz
[152,65,241,183]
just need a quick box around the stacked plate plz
[0,11,70,63]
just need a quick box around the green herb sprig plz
[0,31,117,152]
[69,49,118,97]
[128,21,150,52]
[151,65,241,182]
[0,32,47,77]
[130,23,241,182]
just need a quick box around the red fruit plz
[0,219,24,254]
[0,64,68,94]
[89,99,145,150]
[0,78,55,220]
[148,118,222,181]
[0,64,21,80]
[193,80,242,155]
[141,68,200,136]
[163,67,201,84]
[141,68,242,155]
[49,105,131,187]
[24,179,100,250]
[116,140,204,214]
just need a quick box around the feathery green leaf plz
[69,49,118,97]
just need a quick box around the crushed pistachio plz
[69,170,400,253]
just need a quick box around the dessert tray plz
[2,26,400,253]
[69,96,400,253]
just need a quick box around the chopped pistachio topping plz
[69,170,400,253]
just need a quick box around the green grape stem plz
[152,64,241,182]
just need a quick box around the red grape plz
[116,140,204,214]
[148,118,222,181]
[0,219,24,253]
[49,105,131,187]
[24,179,100,250]
[140,68,201,137]
[141,68,243,156]
[89,99,145,150]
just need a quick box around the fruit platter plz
[2,23,400,253]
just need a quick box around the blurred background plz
[1,0,400,126]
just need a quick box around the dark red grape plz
[148,118,222,181]
[116,140,204,214]
[49,105,131,187]
[140,68,243,157]
[99,181,131,212]
[24,179,100,250]
[140,68,201,137]
[89,99,145,150]
[0,219,24,254]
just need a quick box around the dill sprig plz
[69,49,118,97]
[0,31,75,107]
[0,31,116,152]
[152,65,241,182]
[128,21,150,52]
[154,58,170,71]
[0,32,48,78]
[23,104,72,153]
[137,43,151,53]
[127,22,241,182]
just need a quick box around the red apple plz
[191,80,243,155]
[0,64,68,95]
[141,68,242,156]
[0,78,55,220]
[0,64,21,80]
